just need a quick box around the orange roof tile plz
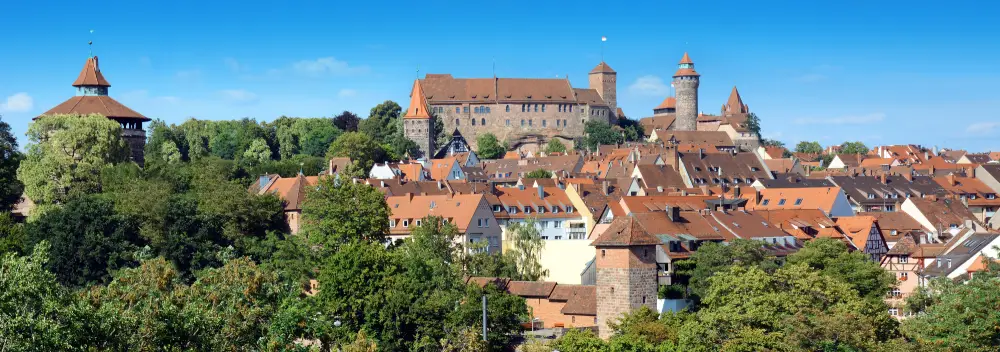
[429,157,458,180]
[591,215,661,247]
[673,68,700,77]
[744,187,844,215]
[386,194,486,234]
[258,174,320,211]
[723,86,748,115]
[655,96,676,110]
[495,186,578,219]
[834,216,877,250]
[73,56,111,87]
[403,80,431,119]
[679,52,693,65]
[39,96,150,121]
[590,61,616,74]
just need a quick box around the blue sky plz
[2,0,998,152]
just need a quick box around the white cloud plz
[627,75,670,96]
[219,89,259,105]
[0,93,33,112]
[793,113,885,125]
[337,89,358,98]
[966,121,1000,135]
[224,57,247,72]
[292,57,369,77]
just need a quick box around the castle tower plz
[40,55,150,165]
[403,80,434,158]
[591,215,658,339]
[589,62,617,121]
[721,86,749,116]
[671,53,700,131]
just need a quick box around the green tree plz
[551,329,607,352]
[786,237,895,300]
[294,118,342,157]
[744,112,762,138]
[0,243,92,350]
[687,239,776,300]
[901,260,1000,350]
[760,138,784,147]
[301,176,390,248]
[243,137,272,165]
[839,141,869,155]
[326,131,386,173]
[0,115,24,211]
[581,121,623,151]
[618,117,646,142]
[387,129,421,160]
[794,141,823,154]
[505,217,548,281]
[525,169,553,179]
[17,114,130,207]
[0,213,24,255]
[545,139,567,154]
[24,195,143,287]
[477,132,507,159]
[360,100,402,143]
[316,241,395,343]
[161,140,182,164]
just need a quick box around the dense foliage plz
[476,132,507,160]
[580,121,623,151]
[0,115,23,211]
[794,141,823,154]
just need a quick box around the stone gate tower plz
[403,80,434,158]
[671,52,700,131]
[589,62,617,122]
[592,215,658,339]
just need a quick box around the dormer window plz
[508,206,517,214]
[538,207,546,214]
[794,198,803,205]
[390,219,396,227]
[867,194,876,199]
[777,199,786,206]
[493,205,502,212]
[987,194,997,200]
[415,219,422,227]
[552,206,560,214]
[762,199,770,206]
[750,167,760,172]
[969,194,977,200]
[566,206,574,212]
[949,224,959,229]
[524,207,532,214]
[403,220,410,228]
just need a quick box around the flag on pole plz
[601,36,607,42]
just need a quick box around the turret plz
[671,53,699,131]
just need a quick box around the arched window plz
[481,118,486,125]
[542,120,547,127]
[521,119,525,126]
[521,105,525,112]
[472,119,476,126]
[455,118,460,126]
[506,105,510,112]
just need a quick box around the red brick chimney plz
[946,173,956,186]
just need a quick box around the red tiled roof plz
[591,215,662,247]
[403,80,431,119]
[590,62,616,74]
[507,281,557,298]
[560,286,596,316]
[655,96,676,110]
[673,68,700,77]
[723,86,748,115]
[73,56,111,87]
[679,52,693,64]
[40,96,150,121]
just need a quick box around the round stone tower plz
[671,52,700,131]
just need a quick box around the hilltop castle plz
[404,62,620,157]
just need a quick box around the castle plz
[39,55,149,164]
[404,62,620,157]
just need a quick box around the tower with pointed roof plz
[672,53,700,131]
[40,55,151,165]
[592,215,658,338]
[721,86,749,116]
[589,62,618,122]
[403,80,434,157]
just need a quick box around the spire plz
[724,86,748,115]
[403,79,431,119]
[590,61,616,74]
[679,52,693,65]
[673,52,699,77]
[73,56,111,87]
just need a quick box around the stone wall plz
[595,246,657,339]
[589,72,617,122]
[430,102,611,151]
[404,118,433,158]
[673,77,699,131]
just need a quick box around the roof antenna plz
[88,29,95,58]
[492,56,496,78]
[416,64,419,79]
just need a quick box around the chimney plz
[903,171,913,182]
[602,180,610,196]
[947,173,956,186]
[880,173,887,184]
[538,185,545,200]
[699,148,705,159]
[666,205,680,222]
[755,190,762,205]
[438,180,444,190]
[733,185,742,198]
[929,165,935,175]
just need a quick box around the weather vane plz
[88,29,95,57]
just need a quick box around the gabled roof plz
[429,157,459,180]
[73,56,111,87]
[834,215,877,250]
[745,187,844,214]
[257,174,320,211]
[403,80,431,119]
[722,86,748,115]
[591,215,661,247]
[40,96,150,121]
[507,281,557,298]
[590,61,616,74]
[386,193,486,234]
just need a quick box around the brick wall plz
[430,102,611,151]
[122,128,146,166]
[524,298,597,328]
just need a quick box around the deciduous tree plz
[326,131,386,173]
[505,217,547,281]
[0,115,24,211]
[839,141,869,155]
[794,141,823,154]
[476,132,507,159]
[301,176,390,247]
[545,139,567,154]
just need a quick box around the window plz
[389,219,396,227]
[794,198,803,205]
[524,207,531,214]
[506,105,510,112]
[481,118,486,125]
[484,219,489,228]
[556,120,560,127]
[538,206,546,214]
[553,221,562,228]
[891,230,898,236]
[890,288,901,297]
[456,107,460,113]
[542,120,547,127]
[762,199,769,206]
[566,206,573,212]
[415,219,422,227]
[521,104,525,112]
[778,199,786,205]
[541,221,549,228]
[988,194,997,200]
[505,119,510,126]
[601,249,606,258]
[899,272,909,280]
[471,118,476,126]
[463,106,469,113]
[521,119,525,126]
[534,104,538,112]
[541,236,549,240]
[455,118,460,126]
[541,104,546,112]
[403,220,410,228]
[888,308,899,316]
[867,194,876,199]
[529,120,533,126]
